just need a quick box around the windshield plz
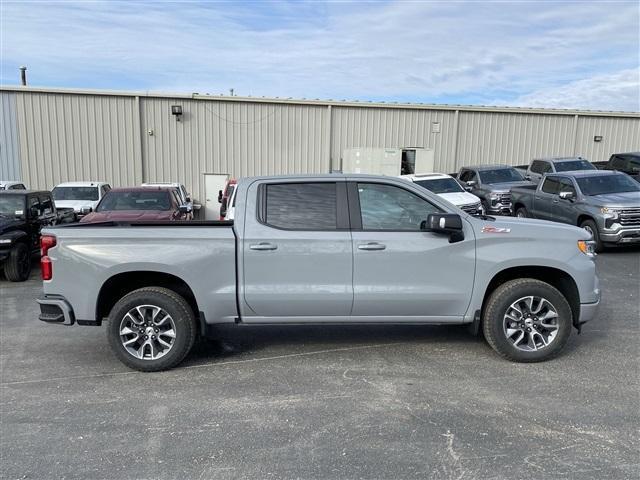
[52,186,99,201]
[576,175,640,196]
[0,196,25,216]
[414,178,464,194]
[479,168,523,184]
[555,160,596,172]
[97,191,171,211]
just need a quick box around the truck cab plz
[525,157,596,184]
[603,153,640,182]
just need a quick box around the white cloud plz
[512,68,640,111]
[1,0,638,111]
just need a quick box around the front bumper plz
[600,227,640,244]
[37,295,75,325]
[579,300,600,324]
[486,205,512,215]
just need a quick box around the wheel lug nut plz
[527,328,531,332]
[152,335,156,339]
[144,335,148,339]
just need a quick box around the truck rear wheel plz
[4,243,31,282]
[106,287,197,372]
[482,279,572,362]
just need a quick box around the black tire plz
[515,206,529,218]
[482,278,572,362]
[106,287,197,372]
[4,242,32,282]
[580,219,603,253]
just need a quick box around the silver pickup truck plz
[511,170,640,251]
[37,174,600,371]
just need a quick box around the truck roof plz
[533,156,587,163]
[548,170,624,178]
[107,187,174,193]
[55,181,108,187]
[459,164,512,171]
[401,173,453,181]
[0,189,50,195]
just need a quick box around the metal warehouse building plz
[1,86,639,216]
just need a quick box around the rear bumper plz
[37,295,76,325]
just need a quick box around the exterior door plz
[555,177,578,224]
[534,177,560,220]
[203,173,229,220]
[349,181,475,319]
[242,180,353,319]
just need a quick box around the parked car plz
[602,152,640,182]
[52,181,111,217]
[79,187,192,223]
[0,181,27,190]
[401,173,483,215]
[218,178,237,219]
[141,182,194,212]
[524,157,596,184]
[511,170,640,251]
[38,174,599,371]
[0,190,75,281]
[457,165,532,215]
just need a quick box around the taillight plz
[40,235,56,280]
[41,234,56,256]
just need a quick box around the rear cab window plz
[262,182,339,230]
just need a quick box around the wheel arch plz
[577,214,596,227]
[482,266,580,327]
[96,271,199,324]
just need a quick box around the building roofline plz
[1,85,639,118]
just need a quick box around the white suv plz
[52,182,111,215]
[401,173,483,215]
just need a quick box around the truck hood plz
[486,180,534,192]
[0,216,26,235]
[437,191,480,206]
[54,199,99,212]
[472,216,590,241]
[585,191,640,208]
[80,211,175,223]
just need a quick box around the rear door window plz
[541,177,561,194]
[40,195,54,214]
[264,183,337,230]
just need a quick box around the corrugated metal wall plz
[330,106,458,172]
[0,92,21,180]
[456,111,577,169]
[140,97,329,201]
[14,91,142,189]
[3,88,639,201]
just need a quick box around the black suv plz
[0,190,75,281]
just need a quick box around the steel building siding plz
[2,86,638,202]
[0,92,21,180]
[14,91,141,189]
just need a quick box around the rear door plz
[534,177,561,220]
[242,179,353,320]
[349,180,475,320]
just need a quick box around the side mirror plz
[178,205,190,213]
[466,180,476,187]
[185,196,192,203]
[80,206,93,215]
[524,175,531,180]
[421,213,464,243]
[217,190,223,203]
[559,191,575,201]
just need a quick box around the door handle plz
[250,242,278,251]
[358,242,386,251]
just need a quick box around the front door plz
[535,177,560,220]
[203,173,229,220]
[242,180,353,320]
[349,181,476,320]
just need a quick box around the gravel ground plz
[1,249,639,479]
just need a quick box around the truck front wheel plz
[107,287,197,371]
[482,279,572,362]
[580,219,603,253]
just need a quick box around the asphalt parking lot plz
[1,249,639,480]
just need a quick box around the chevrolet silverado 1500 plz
[511,170,640,251]
[37,175,600,371]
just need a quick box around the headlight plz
[600,207,619,218]
[0,238,12,244]
[489,193,500,200]
[578,240,596,256]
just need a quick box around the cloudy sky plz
[1,0,639,111]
